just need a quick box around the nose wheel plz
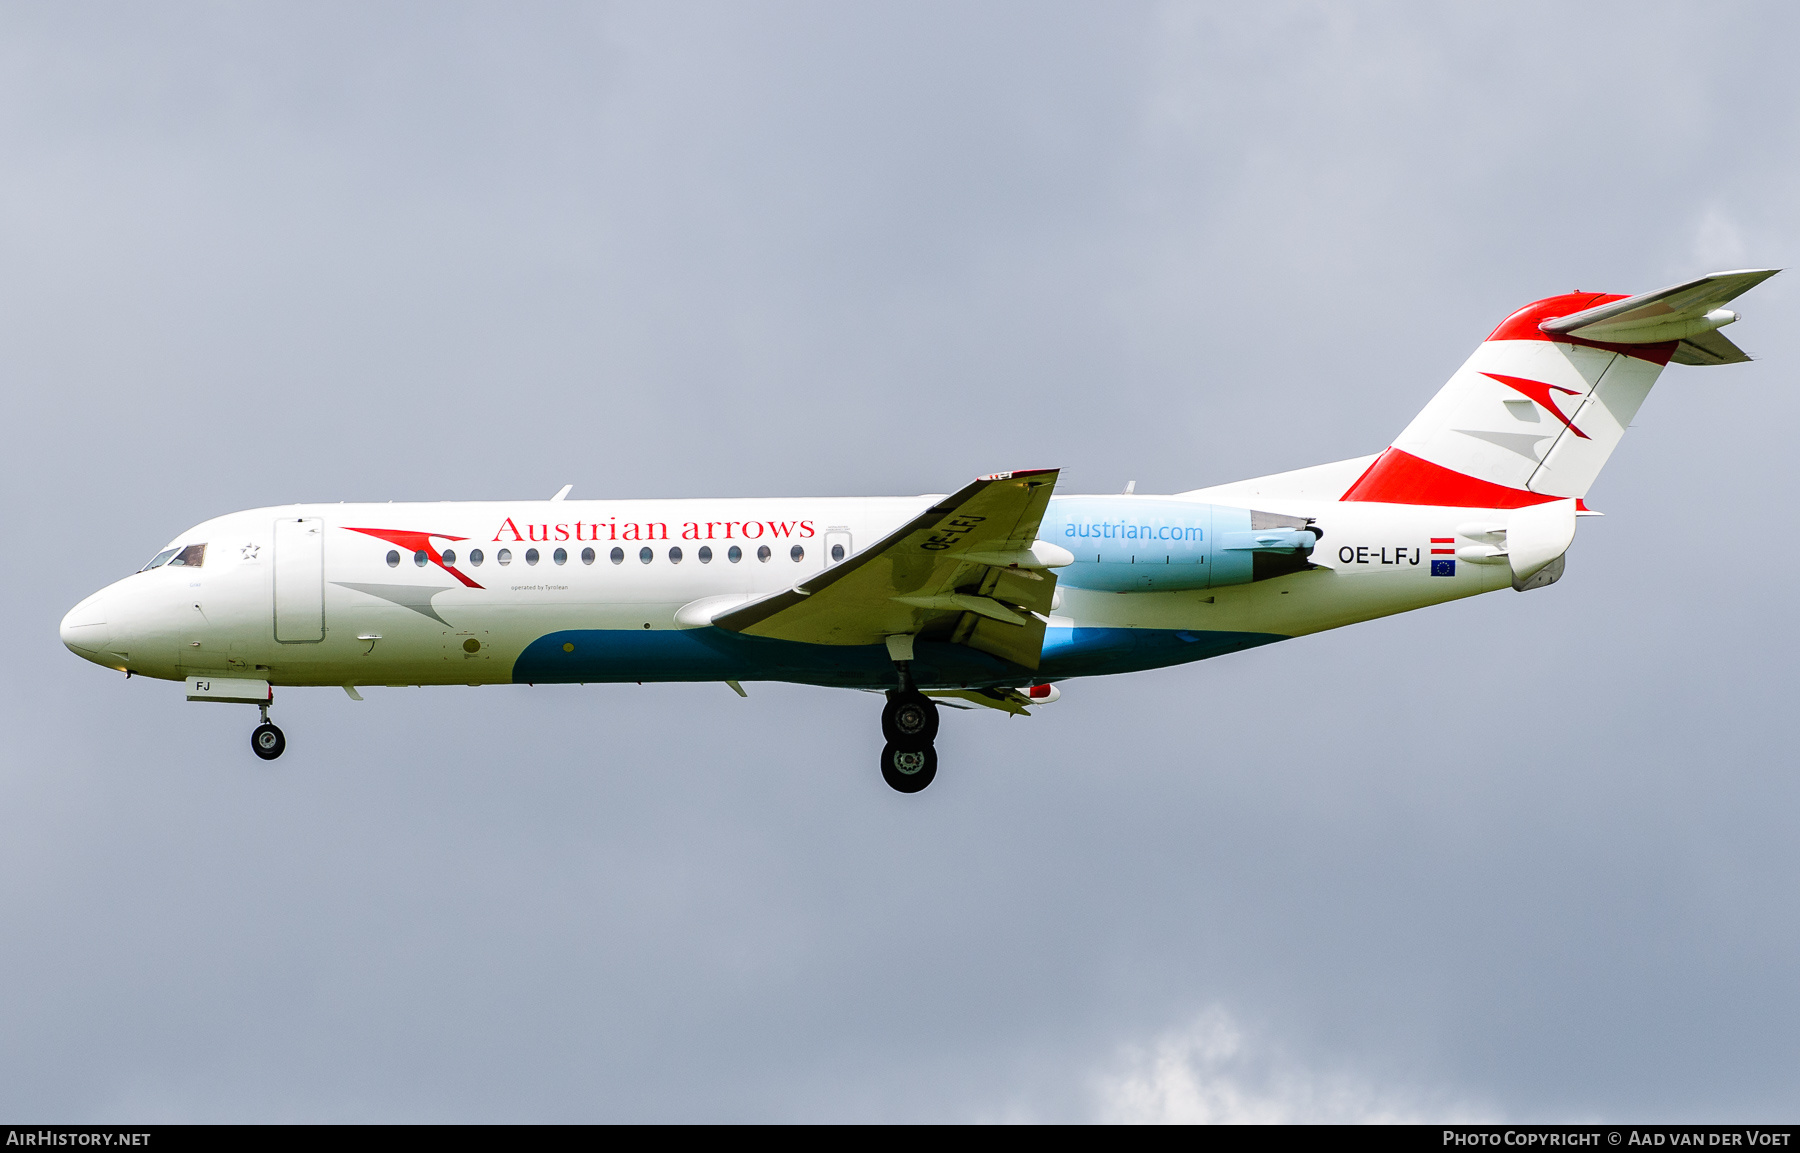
[251,723,286,760]
[250,703,285,761]
[879,689,939,793]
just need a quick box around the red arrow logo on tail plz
[1482,373,1590,440]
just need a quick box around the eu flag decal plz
[1430,559,1456,577]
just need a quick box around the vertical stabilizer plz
[1342,270,1776,507]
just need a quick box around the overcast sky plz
[4,1,1799,1122]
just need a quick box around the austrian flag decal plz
[1430,537,1456,577]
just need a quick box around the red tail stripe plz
[1341,448,1562,508]
[1486,292,1678,365]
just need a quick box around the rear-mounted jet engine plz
[1045,498,1318,592]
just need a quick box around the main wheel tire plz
[251,723,286,761]
[880,741,937,793]
[881,691,939,750]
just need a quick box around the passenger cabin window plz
[639,547,653,564]
[470,549,485,566]
[414,550,428,567]
[790,545,804,563]
[553,547,567,565]
[498,548,513,565]
[442,549,457,565]
[728,546,742,563]
[831,543,845,562]
[386,550,401,568]
[669,546,683,564]
[698,546,713,563]
[581,547,595,564]
[757,545,772,562]
[141,548,178,572]
[526,548,540,565]
[168,543,206,568]
[610,547,625,564]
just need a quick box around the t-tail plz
[1341,269,1779,509]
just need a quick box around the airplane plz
[60,268,1777,793]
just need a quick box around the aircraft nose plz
[60,592,115,664]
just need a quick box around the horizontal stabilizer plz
[1540,268,1777,357]
[1671,326,1752,366]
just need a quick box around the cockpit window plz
[141,548,178,571]
[167,543,206,568]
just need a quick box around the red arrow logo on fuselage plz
[344,527,485,589]
[1482,372,1590,440]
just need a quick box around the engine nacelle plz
[1043,497,1316,592]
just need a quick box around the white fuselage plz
[60,493,1512,691]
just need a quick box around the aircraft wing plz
[712,468,1064,669]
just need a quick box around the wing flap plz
[988,566,1055,615]
[892,593,1030,626]
[962,612,1047,670]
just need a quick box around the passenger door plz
[273,517,326,643]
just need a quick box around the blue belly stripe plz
[512,626,1287,689]
[1039,626,1285,678]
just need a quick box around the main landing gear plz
[880,690,940,793]
[880,635,940,793]
[250,702,286,761]
[882,633,943,795]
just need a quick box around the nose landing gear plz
[185,678,287,762]
[250,702,286,761]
